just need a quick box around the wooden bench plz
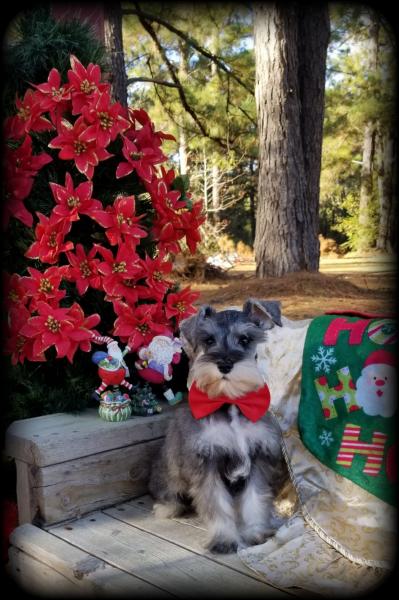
[5,407,298,597]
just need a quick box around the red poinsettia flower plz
[180,199,205,253]
[158,166,177,187]
[21,265,68,310]
[147,173,205,254]
[67,54,108,114]
[3,115,24,141]
[25,212,73,264]
[127,108,176,144]
[2,272,29,311]
[3,305,43,364]
[140,253,173,301]
[65,244,102,295]
[148,177,187,216]
[49,172,103,223]
[165,286,199,324]
[32,68,71,126]
[19,301,75,360]
[91,195,147,248]
[63,302,101,361]
[19,300,100,362]
[96,244,144,303]
[116,136,165,183]
[48,116,112,179]
[12,89,53,137]
[4,134,53,180]
[81,89,130,147]
[2,186,34,230]
[113,301,172,351]
[147,181,187,254]
[3,135,52,228]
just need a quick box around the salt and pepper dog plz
[149,299,287,554]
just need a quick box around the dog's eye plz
[204,335,215,347]
[239,335,250,347]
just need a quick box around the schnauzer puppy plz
[148,299,287,554]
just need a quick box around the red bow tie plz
[188,382,271,422]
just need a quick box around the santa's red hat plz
[364,350,396,369]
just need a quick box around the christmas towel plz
[298,314,397,506]
[238,315,396,596]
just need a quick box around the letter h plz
[336,424,387,476]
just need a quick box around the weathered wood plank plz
[33,438,162,525]
[15,459,39,525]
[7,547,80,597]
[10,523,170,597]
[6,405,176,467]
[105,496,294,597]
[50,511,291,597]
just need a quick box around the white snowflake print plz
[319,430,334,447]
[311,346,337,373]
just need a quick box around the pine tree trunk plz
[357,122,375,251]
[179,128,187,175]
[376,128,395,251]
[357,20,379,251]
[104,3,128,107]
[212,162,220,223]
[249,159,256,245]
[178,41,189,176]
[203,146,208,214]
[254,3,329,277]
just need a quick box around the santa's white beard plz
[356,366,396,418]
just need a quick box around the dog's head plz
[179,299,282,398]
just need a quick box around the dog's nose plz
[217,361,233,374]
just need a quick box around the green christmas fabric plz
[298,314,397,506]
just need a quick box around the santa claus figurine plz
[135,335,183,404]
[355,350,396,418]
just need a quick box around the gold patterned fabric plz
[238,317,396,596]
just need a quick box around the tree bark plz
[179,128,188,175]
[357,19,379,251]
[104,3,128,107]
[358,121,375,249]
[178,41,189,176]
[376,128,395,251]
[203,146,208,213]
[212,162,220,222]
[253,3,329,277]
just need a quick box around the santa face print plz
[356,363,397,418]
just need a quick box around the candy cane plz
[92,334,115,346]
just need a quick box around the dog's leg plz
[149,453,192,519]
[191,467,241,554]
[153,492,191,519]
[237,461,274,546]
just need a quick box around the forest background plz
[121,2,396,256]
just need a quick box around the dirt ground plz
[189,255,397,320]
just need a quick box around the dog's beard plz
[190,357,265,399]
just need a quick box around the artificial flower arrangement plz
[3,55,204,415]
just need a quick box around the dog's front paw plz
[153,501,182,519]
[208,539,238,554]
[241,527,274,547]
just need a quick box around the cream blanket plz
[238,316,396,597]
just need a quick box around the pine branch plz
[136,13,228,150]
[123,3,254,96]
[127,76,179,88]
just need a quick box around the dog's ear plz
[243,298,282,329]
[179,305,216,357]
